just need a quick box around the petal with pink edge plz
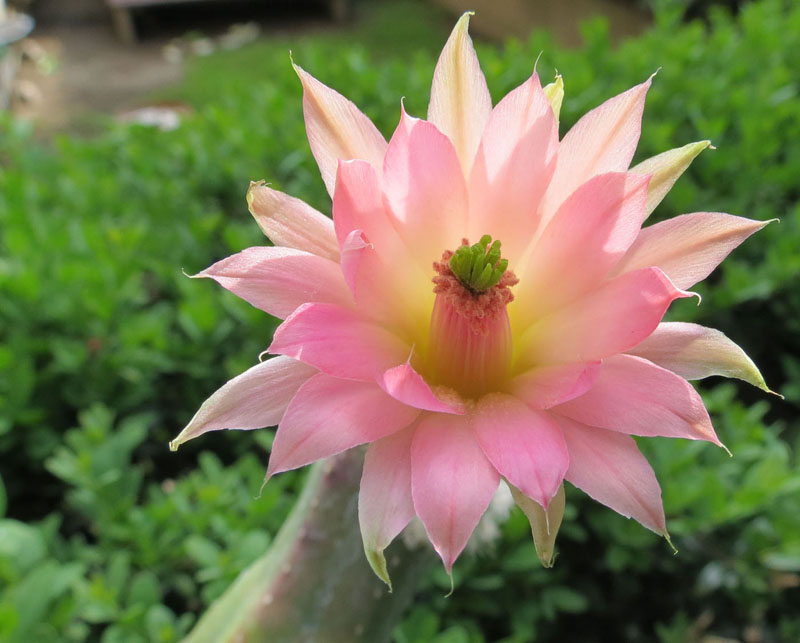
[379,363,465,415]
[246,182,339,261]
[359,425,417,588]
[473,394,568,509]
[427,12,492,175]
[196,246,352,320]
[169,356,317,450]
[521,267,689,365]
[468,73,558,263]
[541,77,652,221]
[294,64,388,197]
[509,361,601,410]
[627,322,771,392]
[610,212,772,289]
[267,373,420,476]
[555,414,667,535]
[516,171,650,322]
[383,111,469,271]
[554,354,723,446]
[411,413,500,573]
[269,303,409,381]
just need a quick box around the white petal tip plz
[168,439,180,452]
[365,547,393,591]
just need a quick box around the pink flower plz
[171,14,772,583]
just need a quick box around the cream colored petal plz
[543,74,564,123]
[631,140,711,219]
[427,12,492,175]
[509,483,565,568]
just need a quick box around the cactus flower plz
[172,14,771,584]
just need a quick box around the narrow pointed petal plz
[197,246,351,320]
[427,12,492,175]
[509,361,601,410]
[246,181,339,260]
[509,483,565,568]
[522,267,689,365]
[294,64,388,196]
[554,354,722,445]
[627,322,770,392]
[631,141,711,219]
[411,413,500,573]
[473,394,568,509]
[516,171,650,322]
[170,356,316,450]
[468,73,558,262]
[379,363,465,414]
[610,212,772,289]
[267,373,420,476]
[383,111,469,270]
[359,426,416,588]
[542,77,652,219]
[543,75,564,123]
[269,303,409,381]
[555,415,667,534]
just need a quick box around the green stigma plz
[449,234,509,292]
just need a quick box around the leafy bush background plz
[1,0,798,640]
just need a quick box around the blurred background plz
[1,0,798,641]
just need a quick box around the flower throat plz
[428,236,518,398]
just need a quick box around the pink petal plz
[508,362,601,409]
[294,64,388,197]
[169,356,316,450]
[554,354,722,445]
[473,394,568,509]
[554,414,667,535]
[627,322,769,391]
[516,171,650,323]
[267,373,420,476]
[269,303,409,381]
[542,77,652,220]
[359,426,416,587]
[521,267,689,364]
[411,413,500,573]
[246,182,339,261]
[468,73,558,263]
[427,12,492,175]
[332,159,432,330]
[197,246,351,320]
[383,111,469,271]
[379,363,465,415]
[610,212,772,289]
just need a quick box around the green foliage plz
[1,0,798,640]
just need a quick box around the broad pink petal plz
[610,212,771,289]
[197,246,351,320]
[541,77,652,220]
[359,426,416,587]
[468,73,558,263]
[247,182,339,261]
[383,111,469,270]
[411,413,500,573]
[269,303,409,381]
[554,354,722,445]
[379,363,465,414]
[267,373,420,476]
[627,322,769,391]
[516,172,650,322]
[169,356,316,450]
[509,362,601,409]
[332,159,432,330]
[521,267,689,365]
[427,12,492,175]
[473,394,568,508]
[294,64,388,196]
[555,414,667,534]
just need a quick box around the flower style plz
[171,14,772,584]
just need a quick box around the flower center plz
[427,236,518,399]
